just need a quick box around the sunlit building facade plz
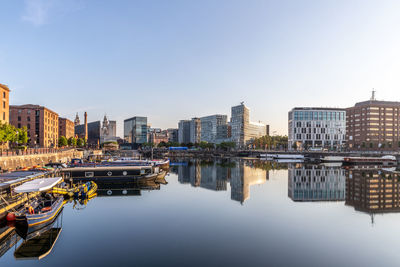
[0,83,10,124]
[288,107,346,150]
[346,98,400,150]
[124,116,148,144]
[230,103,267,148]
[200,115,228,144]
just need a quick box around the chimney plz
[84,112,88,141]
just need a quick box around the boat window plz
[85,172,94,178]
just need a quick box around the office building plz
[58,117,75,139]
[346,93,400,150]
[178,120,191,144]
[10,104,59,148]
[189,118,201,144]
[124,116,148,144]
[0,83,10,123]
[200,115,228,143]
[167,128,178,143]
[288,107,346,150]
[75,121,101,146]
[231,103,267,148]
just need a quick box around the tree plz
[58,136,68,147]
[68,137,77,147]
[158,141,167,147]
[77,138,85,148]
[16,127,28,145]
[292,142,298,150]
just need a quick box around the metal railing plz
[0,148,75,157]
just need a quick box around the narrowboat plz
[61,165,161,183]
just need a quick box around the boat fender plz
[6,212,16,221]
[28,206,34,215]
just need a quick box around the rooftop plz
[353,100,400,107]
[0,83,10,92]
[10,104,58,115]
[291,107,346,111]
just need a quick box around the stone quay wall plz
[0,149,84,171]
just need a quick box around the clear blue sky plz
[1,0,400,136]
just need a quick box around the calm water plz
[1,158,400,267]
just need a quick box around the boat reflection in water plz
[14,209,63,260]
[345,166,400,223]
[171,159,276,204]
[96,176,168,197]
[288,164,346,202]
[0,225,20,259]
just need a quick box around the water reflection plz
[345,167,400,220]
[172,159,274,203]
[288,164,346,201]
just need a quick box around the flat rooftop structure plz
[0,171,51,190]
[291,107,346,111]
[353,100,400,107]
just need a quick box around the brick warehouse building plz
[59,117,75,139]
[0,83,10,124]
[10,105,59,148]
[346,96,400,150]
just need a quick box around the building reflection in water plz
[173,159,270,204]
[345,168,400,221]
[288,164,346,202]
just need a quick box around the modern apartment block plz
[189,118,201,143]
[124,116,148,144]
[288,107,346,150]
[10,105,59,148]
[178,120,191,144]
[346,96,400,150]
[231,103,267,148]
[0,83,10,124]
[167,128,178,143]
[59,117,75,139]
[200,115,228,143]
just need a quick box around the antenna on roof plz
[240,101,244,105]
[370,89,376,101]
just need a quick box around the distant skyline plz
[2,0,400,137]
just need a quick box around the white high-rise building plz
[288,107,346,150]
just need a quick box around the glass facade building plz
[124,116,148,144]
[288,107,346,150]
[231,103,267,148]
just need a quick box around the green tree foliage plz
[16,127,28,144]
[216,142,236,151]
[58,136,68,147]
[0,122,28,147]
[77,138,85,148]
[250,135,288,150]
[68,137,77,147]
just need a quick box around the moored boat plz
[13,177,64,228]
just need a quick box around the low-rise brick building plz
[10,105,59,148]
[59,117,75,139]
